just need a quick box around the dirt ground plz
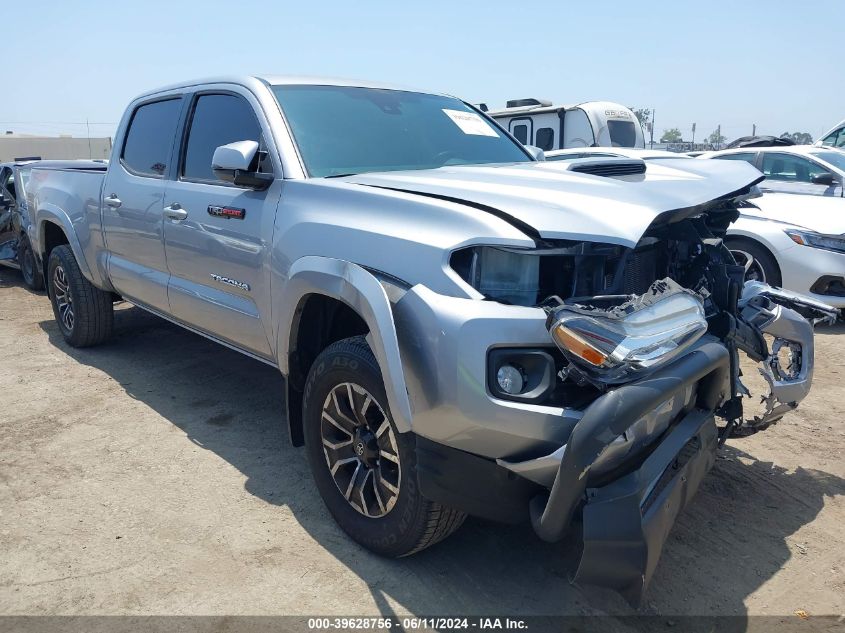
[0,265,843,620]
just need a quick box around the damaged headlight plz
[546,278,708,384]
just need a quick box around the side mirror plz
[211,140,273,190]
[811,172,836,186]
[525,145,546,161]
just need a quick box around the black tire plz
[726,238,782,287]
[47,244,113,347]
[18,234,44,291]
[303,336,466,557]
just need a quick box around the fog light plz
[496,364,525,395]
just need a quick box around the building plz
[0,133,112,162]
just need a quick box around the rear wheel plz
[303,336,465,557]
[726,238,782,287]
[47,245,113,347]
[18,235,44,291]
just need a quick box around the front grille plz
[623,249,658,294]
[570,160,646,178]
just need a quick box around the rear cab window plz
[121,98,183,178]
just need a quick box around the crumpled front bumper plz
[575,408,717,605]
[526,339,730,605]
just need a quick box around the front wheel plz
[47,245,114,347]
[303,336,465,557]
[726,239,782,287]
[18,234,44,291]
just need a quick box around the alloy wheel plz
[53,264,74,332]
[320,382,401,517]
[731,249,767,283]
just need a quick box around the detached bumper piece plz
[529,340,729,605]
[575,408,716,606]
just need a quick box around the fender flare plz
[35,205,95,282]
[276,256,413,432]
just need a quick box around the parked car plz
[0,160,107,290]
[23,75,836,604]
[816,119,845,149]
[545,147,690,161]
[0,160,43,289]
[724,135,795,149]
[727,193,845,310]
[486,99,645,151]
[698,146,845,197]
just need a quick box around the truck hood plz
[743,192,845,235]
[343,159,763,247]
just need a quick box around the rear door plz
[101,97,183,312]
[162,88,281,359]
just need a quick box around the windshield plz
[810,151,845,173]
[272,85,531,177]
[607,120,638,148]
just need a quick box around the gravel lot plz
[1,265,843,619]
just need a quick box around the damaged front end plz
[453,200,837,604]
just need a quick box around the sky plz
[2,0,842,143]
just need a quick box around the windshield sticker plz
[442,109,500,137]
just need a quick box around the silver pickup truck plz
[25,75,837,604]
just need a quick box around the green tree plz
[660,128,683,143]
[708,129,727,145]
[780,131,814,145]
[632,108,652,130]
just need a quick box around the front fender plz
[276,256,413,432]
[35,205,95,283]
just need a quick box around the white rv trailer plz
[485,98,646,151]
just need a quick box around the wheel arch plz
[276,256,414,445]
[35,209,92,283]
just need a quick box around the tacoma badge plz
[210,273,250,291]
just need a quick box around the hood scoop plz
[567,158,646,178]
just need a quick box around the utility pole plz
[691,122,696,147]
[752,123,756,137]
[649,110,655,149]
[86,118,92,159]
[717,124,721,150]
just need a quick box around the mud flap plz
[574,408,717,606]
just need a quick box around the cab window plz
[121,98,183,177]
[182,93,269,183]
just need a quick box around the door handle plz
[163,203,188,221]
[104,194,122,208]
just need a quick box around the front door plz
[101,97,183,312]
[162,91,280,359]
[759,152,840,197]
